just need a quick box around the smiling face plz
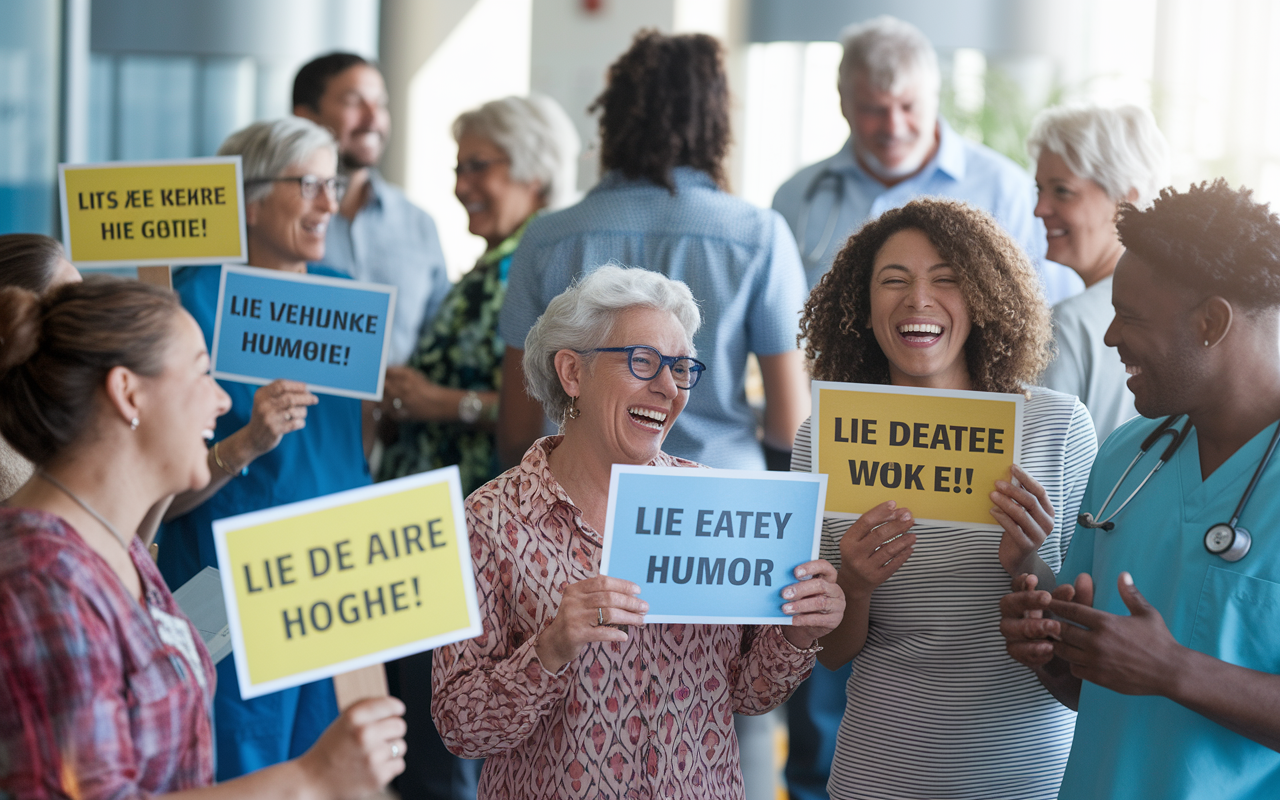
[298,64,390,170]
[136,310,231,493]
[1034,150,1126,285]
[568,306,693,466]
[844,70,939,181]
[455,133,545,250]
[869,228,973,390]
[245,146,338,271]
[1105,250,1208,418]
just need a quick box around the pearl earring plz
[130,417,139,431]
[1204,340,1210,347]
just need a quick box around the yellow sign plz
[811,381,1024,528]
[212,466,481,699]
[59,158,248,267]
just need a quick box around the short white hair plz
[838,15,940,97]
[453,94,582,210]
[219,118,337,203]
[522,265,702,421]
[1027,104,1170,206]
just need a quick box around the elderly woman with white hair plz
[431,265,844,799]
[157,117,372,780]
[1030,104,1170,441]
[378,94,579,494]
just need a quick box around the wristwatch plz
[458,390,483,424]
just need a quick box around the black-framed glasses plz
[586,345,706,390]
[245,174,348,201]
[454,157,510,178]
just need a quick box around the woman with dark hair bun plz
[796,198,1097,799]
[0,233,80,501]
[0,276,406,799]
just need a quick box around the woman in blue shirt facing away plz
[158,117,370,780]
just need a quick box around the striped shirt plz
[791,387,1096,799]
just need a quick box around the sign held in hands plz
[59,157,247,267]
[601,465,827,625]
[212,466,481,700]
[211,265,396,400]
[811,381,1024,528]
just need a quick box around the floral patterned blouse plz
[378,219,529,495]
[431,437,820,800]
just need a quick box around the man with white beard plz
[294,53,450,365]
[772,16,1080,303]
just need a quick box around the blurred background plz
[4,0,1279,278]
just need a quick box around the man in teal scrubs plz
[1000,179,1280,799]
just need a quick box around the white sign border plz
[58,156,249,268]
[211,464,481,700]
[810,380,1025,530]
[210,264,397,401]
[600,464,828,625]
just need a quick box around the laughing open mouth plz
[628,406,667,431]
[897,322,943,343]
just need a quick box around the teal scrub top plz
[1058,415,1280,799]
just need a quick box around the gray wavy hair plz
[522,265,702,421]
[1027,104,1170,206]
[219,118,338,203]
[453,94,581,210]
[838,15,940,97]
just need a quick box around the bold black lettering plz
[754,512,771,538]
[270,301,286,322]
[696,509,713,536]
[283,607,306,639]
[274,337,302,359]
[332,310,349,330]
[713,510,734,537]
[390,581,409,612]
[402,524,425,554]
[834,417,849,443]
[276,554,295,585]
[308,546,330,577]
[773,512,792,539]
[336,540,354,570]
[672,556,694,584]
[987,428,1005,454]
[890,421,910,446]
[969,427,985,452]
[428,518,446,548]
[338,594,360,623]
[880,461,902,488]
[665,508,683,535]
[242,331,258,352]
[299,306,315,327]
[753,559,774,586]
[848,460,879,486]
[648,555,670,583]
[243,563,263,593]
[949,425,968,450]
[368,532,390,564]
[930,424,951,450]
[366,315,378,335]
[735,510,753,538]
[364,587,386,618]
[316,308,332,329]
[303,341,319,361]
[201,187,213,205]
[862,419,877,444]
[697,557,726,585]
[934,465,951,492]
[913,422,929,448]
[728,558,751,585]
[350,314,365,332]
[635,506,651,534]
[309,601,333,632]
[904,463,924,490]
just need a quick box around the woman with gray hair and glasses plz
[1030,104,1170,441]
[156,117,373,780]
[431,265,844,799]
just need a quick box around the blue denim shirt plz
[772,119,1083,304]
[323,171,451,364]
[498,167,807,471]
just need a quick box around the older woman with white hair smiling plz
[157,117,374,780]
[1030,104,1170,441]
[430,265,844,799]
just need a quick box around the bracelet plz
[458,390,483,424]
[211,441,245,477]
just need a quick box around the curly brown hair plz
[800,198,1052,393]
[590,30,729,192]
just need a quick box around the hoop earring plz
[566,395,581,421]
[130,417,139,431]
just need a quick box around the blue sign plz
[601,465,827,624]
[210,265,396,400]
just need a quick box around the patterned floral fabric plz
[378,220,528,495]
[431,437,819,799]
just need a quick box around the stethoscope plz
[1077,414,1280,562]
[795,168,844,269]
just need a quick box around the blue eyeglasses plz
[585,345,706,390]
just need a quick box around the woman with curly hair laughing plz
[793,198,1098,799]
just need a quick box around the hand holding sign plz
[244,379,319,454]
[990,464,1057,575]
[837,500,917,598]
[535,576,649,673]
[780,559,846,649]
[295,696,408,797]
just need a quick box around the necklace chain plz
[38,471,130,553]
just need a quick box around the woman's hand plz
[781,559,845,649]
[837,500,916,599]
[381,366,439,421]
[295,696,407,799]
[535,576,648,673]
[991,464,1056,575]
[243,379,317,458]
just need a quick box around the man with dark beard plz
[294,53,449,365]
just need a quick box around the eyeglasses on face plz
[454,157,510,178]
[584,345,707,390]
[246,174,348,201]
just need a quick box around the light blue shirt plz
[498,167,808,471]
[771,120,1083,303]
[1058,416,1280,800]
[323,171,450,364]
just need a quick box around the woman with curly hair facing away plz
[496,30,810,475]
[792,198,1098,799]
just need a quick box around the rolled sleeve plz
[730,624,819,716]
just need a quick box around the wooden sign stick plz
[333,663,389,710]
[137,265,173,289]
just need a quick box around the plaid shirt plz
[0,507,215,799]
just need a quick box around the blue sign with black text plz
[600,465,827,624]
[210,265,396,400]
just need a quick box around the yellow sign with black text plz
[811,381,1024,528]
[212,467,481,699]
[59,158,248,266]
